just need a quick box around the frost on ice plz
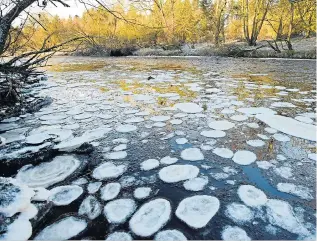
[176,195,220,229]
[221,226,251,241]
[232,151,256,165]
[154,230,187,241]
[104,199,136,224]
[225,203,254,224]
[183,177,208,191]
[174,102,203,113]
[0,178,34,217]
[129,198,171,237]
[238,185,267,207]
[48,185,83,206]
[16,155,82,188]
[266,199,310,236]
[213,148,233,159]
[78,195,102,220]
[105,232,133,241]
[256,114,317,142]
[34,216,87,240]
[134,187,152,199]
[277,183,313,200]
[181,148,204,161]
[159,165,199,183]
[92,162,126,180]
[141,159,160,171]
[100,183,121,201]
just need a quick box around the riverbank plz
[69,37,316,59]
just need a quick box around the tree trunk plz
[287,2,294,50]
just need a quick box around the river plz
[0,56,316,240]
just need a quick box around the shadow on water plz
[242,165,298,200]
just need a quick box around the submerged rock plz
[176,195,220,229]
[129,198,171,237]
[34,216,88,240]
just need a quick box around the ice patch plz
[92,162,126,180]
[256,161,274,170]
[238,185,267,207]
[78,195,102,220]
[154,230,187,241]
[125,117,145,123]
[257,134,270,140]
[129,198,171,237]
[274,166,293,179]
[181,148,204,161]
[174,103,203,113]
[308,153,317,161]
[232,151,256,165]
[176,138,188,144]
[176,195,220,229]
[32,187,51,201]
[266,199,310,236]
[225,203,254,224]
[100,183,121,201]
[150,116,170,122]
[213,148,233,158]
[277,183,313,200]
[183,177,208,191]
[105,232,132,241]
[237,107,276,115]
[208,120,235,130]
[170,119,183,125]
[113,144,127,151]
[25,133,52,145]
[16,155,81,188]
[134,187,152,199]
[0,178,34,217]
[105,151,127,159]
[159,165,199,183]
[273,133,290,142]
[200,130,226,138]
[271,102,296,108]
[34,216,87,240]
[48,185,83,206]
[160,156,178,165]
[230,115,248,121]
[0,216,32,240]
[295,116,314,124]
[247,123,259,128]
[221,226,251,241]
[256,114,317,142]
[87,182,102,194]
[141,159,160,171]
[104,199,136,224]
[116,124,137,133]
[246,139,265,147]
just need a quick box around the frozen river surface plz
[0,56,316,240]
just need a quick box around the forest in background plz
[8,0,315,56]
